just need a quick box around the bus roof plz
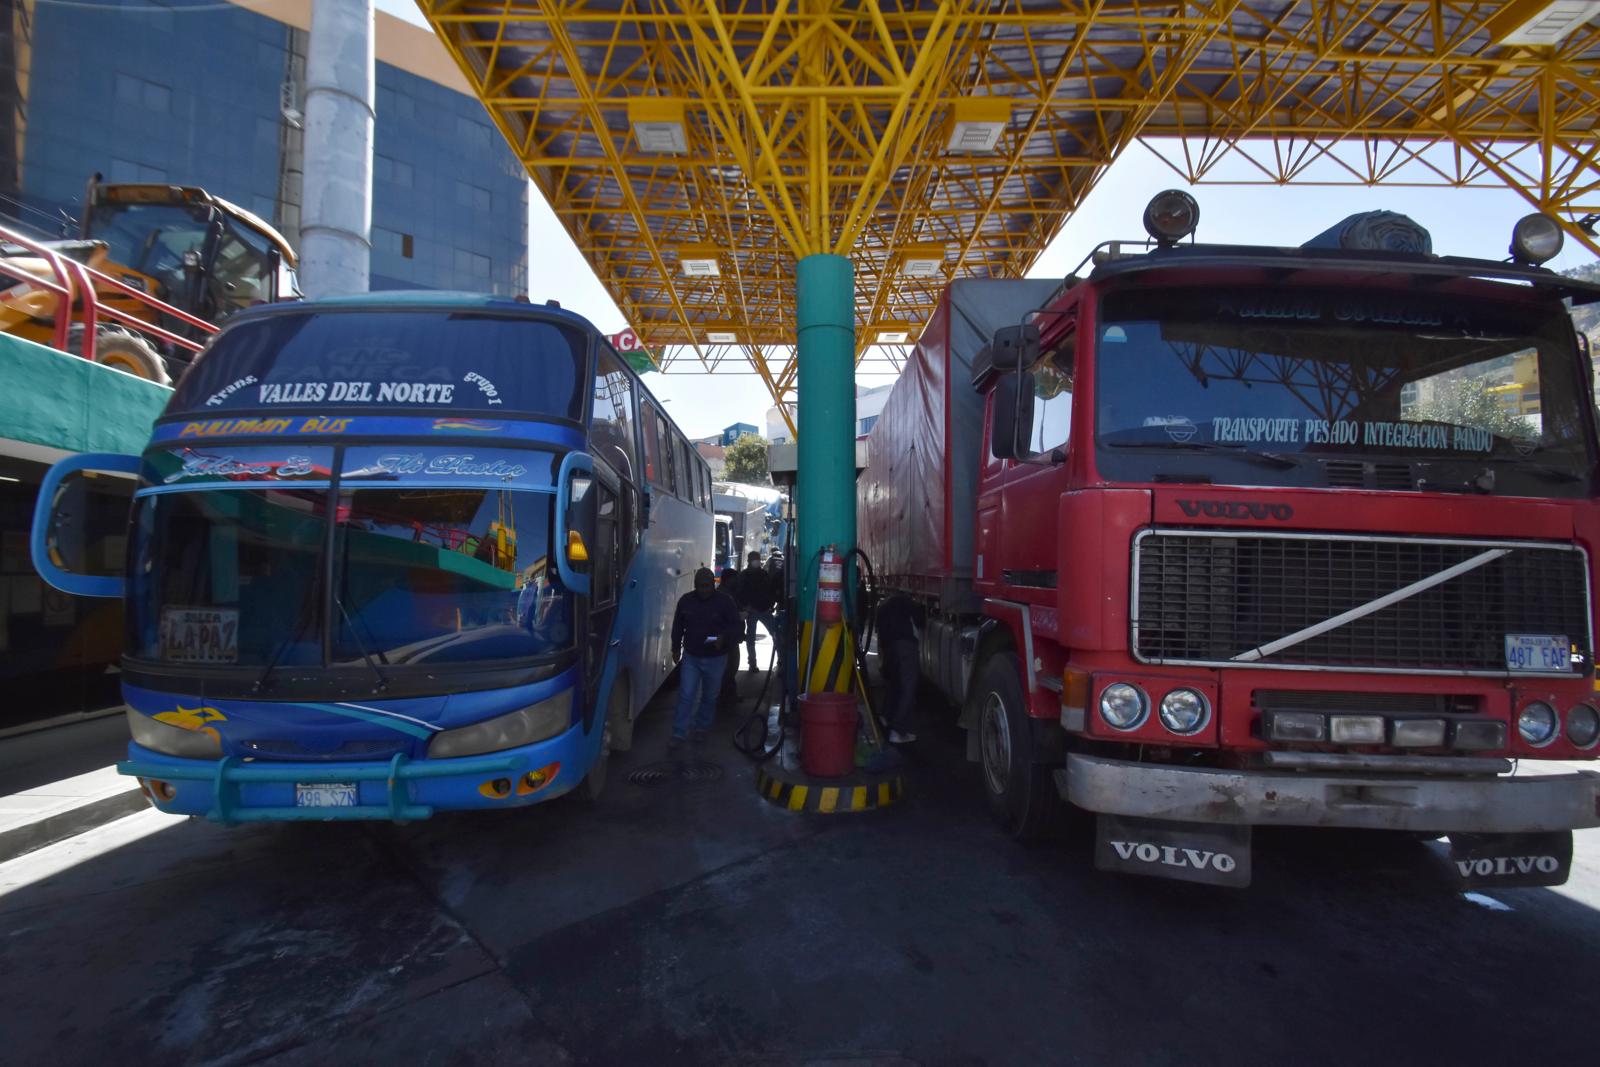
[230,290,603,332]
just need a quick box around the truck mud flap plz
[1095,815,1251,888]
[1448,831,1572,889]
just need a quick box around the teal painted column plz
[795,252,856,633]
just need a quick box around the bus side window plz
[676,438,692,501]
[659,421,676,495]
[640,403,661,486]
[592,348,638,484]
[594,483,618,607]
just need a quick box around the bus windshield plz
[127,486,573,677]
[168,309,588,419]
[1094,284,1593,495]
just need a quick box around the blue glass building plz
[4,0,528,296]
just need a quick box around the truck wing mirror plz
[990,323,1041,371]
[990,371,1035,460]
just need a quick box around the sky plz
[378,1,1598,441]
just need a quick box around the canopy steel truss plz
[419,1,1600,419]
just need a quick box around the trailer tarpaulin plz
[859,279,1060,602]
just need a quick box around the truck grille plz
[1133,530,1592,674]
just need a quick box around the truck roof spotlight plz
[1143,190,1200,245]
[1509,213,1564,266]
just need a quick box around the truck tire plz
[975,653,1061,840]
[82,328,171,385]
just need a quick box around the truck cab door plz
[997,312,1077,599]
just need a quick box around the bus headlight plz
[1158,689,1209,735]
[429,691,573,759]
[126,708,223,759]
[1567,704,1600,749]
[1517,701,1558,747]
[1099,683,1149,731]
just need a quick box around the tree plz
[723,433,771,484]
[1412,374,1538,443]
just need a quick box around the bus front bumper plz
[120,724,590,823]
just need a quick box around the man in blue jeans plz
[670,568,742,750]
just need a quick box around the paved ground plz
[2,665,1597,1066]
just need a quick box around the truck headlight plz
[1099,683,1148,731]
[126,708,223,759]
[1567,704,1600,749]
[1157,689,1209,735]
[1517,701,1558,747]
[428,691,573,759]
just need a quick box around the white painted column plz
[299,0,373,298]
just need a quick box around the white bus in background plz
[712,480,783,573]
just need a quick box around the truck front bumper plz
[1060,754,1600,834]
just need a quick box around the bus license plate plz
[1503,634,1570,673]
[296,783,358,808]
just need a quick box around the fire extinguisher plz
[817,544,844,625]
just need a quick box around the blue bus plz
[31,293,713,820]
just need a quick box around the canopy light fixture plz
[945,97,1012,153]
[876,322,917,344]
[1501,2,1600,45]
[676,242,721,277]
[1143,189,1200,245]
[706,331,738,344]
[899,243,946,278]
[629,98,688,154]
[1509,213,1564,265]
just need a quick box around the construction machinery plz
[0,178,299,383]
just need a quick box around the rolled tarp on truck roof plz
[859,278,1061,606]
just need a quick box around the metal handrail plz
[0,218,219,364]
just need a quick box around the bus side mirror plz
[990,372,1035,460]
[991,323,1041,371]
[31,452,141,598]
[555,452,594,597]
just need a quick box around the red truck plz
[859,193,1600,887]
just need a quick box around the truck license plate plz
[295,782,358,808]
[1503,634,1570,673]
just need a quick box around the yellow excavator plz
[0,177,299,384]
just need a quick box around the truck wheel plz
[976,654,1060,840]
[83,328,171,385]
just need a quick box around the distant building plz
[692,439,727,478]
[1,0,528,295]
[766,383,892,444]
[721,422,759,445]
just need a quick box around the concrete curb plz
[0,786,151,865]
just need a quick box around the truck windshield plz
[1094,284,1592,494]
[127,486,573,675]
[85,201,211,300]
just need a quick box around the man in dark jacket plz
[876,594,927,744]
[671,567,743,748]
[734,550,778,671]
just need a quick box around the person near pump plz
[670,567,743,749]
[734,550,778,672]
[876,593,927,744]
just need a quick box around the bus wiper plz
[334,592,390,693]
[253,576,320,694]
[1105,440,1298,469]
[335,533,390,692]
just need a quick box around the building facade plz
[3,0,527,296]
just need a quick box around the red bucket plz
[799,692,859,778]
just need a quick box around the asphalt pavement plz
[2,665,1597,1066]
